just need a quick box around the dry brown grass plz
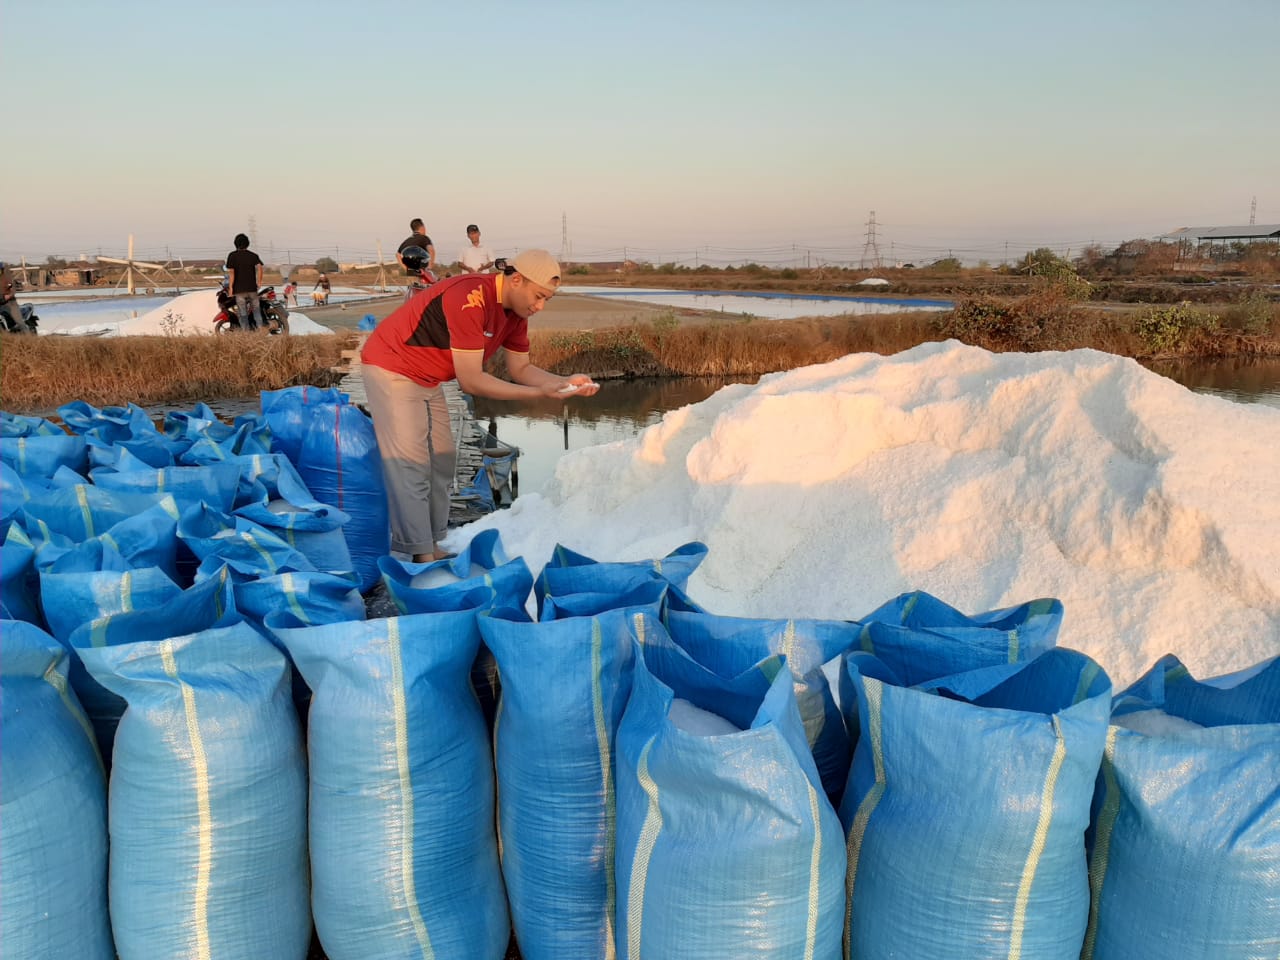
[525,311,946,379]
[0,333,353,415]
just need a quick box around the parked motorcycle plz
[213,284,289,334]
[0,300,38,334]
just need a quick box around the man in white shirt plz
[458,224,495,273]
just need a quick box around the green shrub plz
[1220,290,1276,335]
[1134,303,1220,354]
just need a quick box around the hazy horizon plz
[2,1,1275,267]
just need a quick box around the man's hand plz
[541,374,600,398]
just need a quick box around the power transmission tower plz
[560,212,571,262]
[247,215,257,243]
[1250,196,1257,225]
[860,210,882,269]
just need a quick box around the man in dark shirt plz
[396,218,436,292]
[225,233,264,331]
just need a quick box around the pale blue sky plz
[2,0,1276,267]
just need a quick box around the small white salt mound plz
[668,698,742,737]
[454,341,1280,688]
[407,562,491,590]
[1112,709,1205,736]
[857,278,891,287]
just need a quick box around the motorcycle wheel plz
[214,318,235,334]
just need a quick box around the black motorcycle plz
[1,300,38,334]
[213,285,289,334]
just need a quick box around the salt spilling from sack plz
[453,341,1280,687]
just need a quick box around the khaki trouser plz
[362,363,456,555]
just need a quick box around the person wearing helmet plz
[361,249,599,562]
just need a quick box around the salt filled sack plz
[90,459,242,515]
[478,606,650,960]
[0,432,89,477]
[532,541,708,618]
[1083,654,1280,960]
[1,524,41,623]
[379,529,532,614]
[664,609,858,802]
[615,637,845,960]
[78,622,310,960]
[67,567,239,761]
[841,647,1112,960]
[40,566,182,642]
[260,384,347,464]
[0,622,113,960]
[269,611,509,960]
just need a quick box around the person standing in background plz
[225,233,264,331]
[458,224,495,273]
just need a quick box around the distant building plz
[1162,224,1280,246]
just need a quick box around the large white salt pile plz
[454,341,1280,687]
[50,290,335,336]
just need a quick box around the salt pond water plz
[456,341,1280,688]
[563,286,951,319]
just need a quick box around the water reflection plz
[1145,357,1280,409]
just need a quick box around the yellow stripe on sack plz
[1007,627,1020,663]
[1072,661,1102,705]
[17,437,26,473]
[160,639,213,960]
[803,776,823,960]
[595,617,618,960]
[843,677,885,960]
[1080,726,1120,960]
[387,619,434,958]
[1007,715,1068,960]
[627,737,662,960]
[242,531,279,573]
[281,572,308,622]
[43,657,106,779]
[76,484,95,538]
[120,569,135,611]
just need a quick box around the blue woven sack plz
[533,541,708,618]
[40,566,182,642]
[841,647,1112,960]
[615,636,846,960]
[79,622,309,960]
[478,606,651,960]
[260,385,347,465]
[0,621,113,960]
[269,612,509,960]
[0,433,89,477]
[1083,654,1280,960]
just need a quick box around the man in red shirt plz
[361,249,598,561]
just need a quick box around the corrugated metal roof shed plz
[1163,224,1280,240]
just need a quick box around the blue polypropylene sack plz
[840,592,1063,736]
[664,609,858,802]
[379,529,533,615]
[1,524,42,624]
[78,622,310,960]
[178,415,273,465]
[297,400,389,591]
[40,566,183,642]
[68,567,239,760]
[85,431,176,470]
[25,496,181,583]
[478,606,651,960]
[235,492,353,575]
[1,461,30,527]
[615,637,846,960]
[0,410,64,437]
[0,622,113,960]
[269,612,509,960]
[841,647,1112,960]
[18,484,179,542]
[533,541,709,618]
[1082,654,1280,960]
[540,579,670,621]
[260,385,347,465]
[91,459,242,515]
[0,433,89,477]
[234,569,365,630]
[178,503,317,580]
[57,400,153,441]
